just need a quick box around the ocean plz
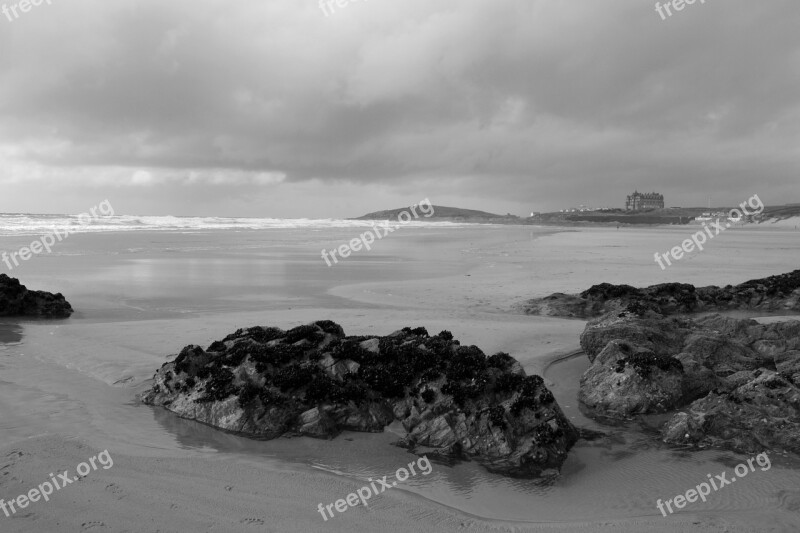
[0,213,473,237]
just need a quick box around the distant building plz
[626,191,664,211]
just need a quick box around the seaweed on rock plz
[196,368,237,403]
[142,320,578,478]
[510,376,550,416]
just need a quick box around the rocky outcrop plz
[522,270,800,318]
[578,310,800,454]
[662,369,800,454]
[142,321,578,478]
[579,314,690,363]
[579,339,685,417]
[0,274,73,318]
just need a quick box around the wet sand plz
[0,323,21,344]
[1,225,800,532]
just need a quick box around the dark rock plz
[522,269,800,318]
[0,274,73,318]
[142,321,579,478]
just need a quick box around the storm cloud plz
[0,0,798,216]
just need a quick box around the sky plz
[0,0,798,218]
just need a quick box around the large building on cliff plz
[625,191,664,211]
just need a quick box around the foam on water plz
[0,213,478,236]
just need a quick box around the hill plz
[354,205,519,223]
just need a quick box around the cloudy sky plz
[0,0,798,218]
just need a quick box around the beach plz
[2,223,800,532]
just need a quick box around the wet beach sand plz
[1,224,799,532]
[0,324,22,344]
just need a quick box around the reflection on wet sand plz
[0,323,22,344]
